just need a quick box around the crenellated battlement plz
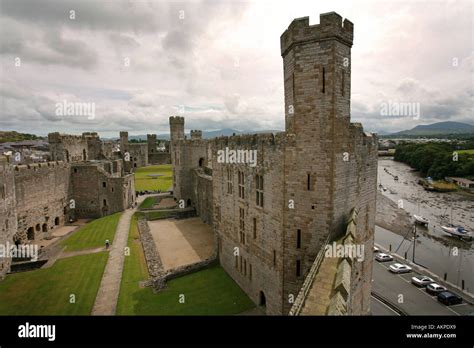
[0,155,12,173]
[349,123,378,148]
[48,132,85,143]
[169,116,185,124]
[190,130,203,139]
[13,161,67,174]
[280,12,353,57]
[82,132,99,138]
[211,131,290,148]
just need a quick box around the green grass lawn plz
[61,212,122,251]
[117,214,255,315]
[134,165,173,192]
[139,196,157,209]
[0,252,108,315]
[457,149,474,155]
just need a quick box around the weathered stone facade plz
[70,160,135,219]
[0,156,17,279]
[0,138,137,278]
[48,132,105,162]
[14,161,69,243]
[170,12,377,315]
[50,130,170,171]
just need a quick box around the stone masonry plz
[169,12,378,315]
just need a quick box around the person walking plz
[105,239,110,249]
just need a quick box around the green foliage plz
[0,131,40,143]
[394,142,474,179]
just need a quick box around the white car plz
[375,253,393,262]
[426,283,447,295]
[389,263,412,274]
[373,246,380,253]
[411,275,434,287]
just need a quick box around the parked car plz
[411,275,434,287]
[437,291,462,306]
[389,263,412,274]
[375,253,393,262]
[426,283,447,295]
[373,246,380,253]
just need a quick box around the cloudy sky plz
[0,0,472,137]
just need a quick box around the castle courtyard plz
[147,217,214,270]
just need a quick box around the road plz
[370,295,399,316]
[372,260,474,316]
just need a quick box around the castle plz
[1,11,377,315]
[169,12,378,315]
[0,131,169,279]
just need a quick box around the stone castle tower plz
[169,12,377,315]
[169,116,185,141]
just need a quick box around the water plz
[376,158,474,292]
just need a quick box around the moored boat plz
[413,214,429,225]
[441,225,472,239]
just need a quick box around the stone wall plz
[291,208,370,315]
[171,135,208,206]
[70,160,135,219]
[0,156,17,279]
[48,132,104,162]
[169,11,377,316]
[13,161,69,243]
[148,152,171,165]
[192,168,213,225]
[211,133,288,315]
[129,143,148,169]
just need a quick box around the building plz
[169,12,378,315]
[446,177,474,190]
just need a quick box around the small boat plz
[413,214,429,225]
[394,175,399,181]
[441,225,472,239]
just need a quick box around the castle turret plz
[119,131,129,154]
[281,12,353,135]
[190,130,202,140]
[147,134,157,154]
[169,116,185,141]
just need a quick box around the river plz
[376,158,474,293]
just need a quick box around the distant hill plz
[0,131,41,143]
[388,121,474,137]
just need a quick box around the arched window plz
[199,158,204,167]
[35,224,40,231]
[54,217,60,226]
[42,223,48,232]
